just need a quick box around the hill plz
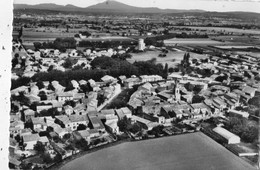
[13,1,204,13]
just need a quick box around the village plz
[9,34,260,169]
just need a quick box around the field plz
[127,50,207,68]
[60,132,256,170]
[176,26,260,35]
[164,38,226,46]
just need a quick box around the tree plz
[248,96,260,108]
[33,42,42,51]
[38,91,47,100]
[63,58,73,69]
[77,124,87,131]
[241,126,258,143]
[12,54,19,68]
[192,95,205,103]
[62,133,71,140]
[117,116,132,132]
[64,82,75,92]
[36,81,45,89]
[11,103,19,113]
[34,141,45,154]
[129,123,142,134]
[53,153,62,162]
[41,153,53,164]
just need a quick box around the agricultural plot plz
[128,50,207,68]
[177,26,260,35]
[164,38,225,46]
[61,132,256,170]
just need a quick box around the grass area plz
[60,132,256,170]
[128,50,207,68]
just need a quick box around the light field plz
[61,132,256,170]
[128,50,207,68]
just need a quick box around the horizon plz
[13,0,260,13]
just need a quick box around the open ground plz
[128,50,207,68]
[60,132,256,170]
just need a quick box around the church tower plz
[175,81,181,101]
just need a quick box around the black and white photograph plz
[1,0,260,169]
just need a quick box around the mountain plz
[13,1,205,13]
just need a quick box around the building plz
[213,126,240,144]
[228,109,249,119]
[115,107,132,120]
[140,75,163,83]
[69,115,89,131]
[57,92,74,102]
[138,38,145,51]
[88,116,106,132]
[131,115,158,131]
[22,134,40,150]
[31,117,47,132]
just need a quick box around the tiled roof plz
[23,134,40,143]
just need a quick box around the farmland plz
[164,38,226,46]
[60,132,256,170]
[127,50,207,68]
[176,26,260,35]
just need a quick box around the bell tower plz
[175,81,181,101]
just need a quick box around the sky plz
[13,0,260,13]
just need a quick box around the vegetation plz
[224,117,259,143]
[33,37,76,52]
[33,141,45,154]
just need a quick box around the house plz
[124,77,141,88]
[78,129,90,141]
[157,91,173,102]
[23,133,40,150]
[241,86,256,98]
[55,115,72,129]
[228,109,249,119]
[213,126,240,144]
[131,115,158,131]
[138,82,153,92]
[101,75,117,83]
[140,75,163,83]
[69,115,89,131]
[190,103,211,118]
[73,104,87,115]
[73,93,85,101]
[212,97,227,111]
[106,120,119,134]
[100,109,116,119]
[20,128,33,137]
[88,129,100,139]
[53,126,71,138]
[64,105,74,115]
[36,104,52,113]
[39,136,49,146]
[9,156,21,169]
[88,116,106,132]
[115,107,132,120]
[57,92,73,102]
[31,117,47,132]
[23,109,35,121]
[10,120,24,136]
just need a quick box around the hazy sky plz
[13,0,260,13]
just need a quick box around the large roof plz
[213,126,240,140]
[23,133,40,143]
